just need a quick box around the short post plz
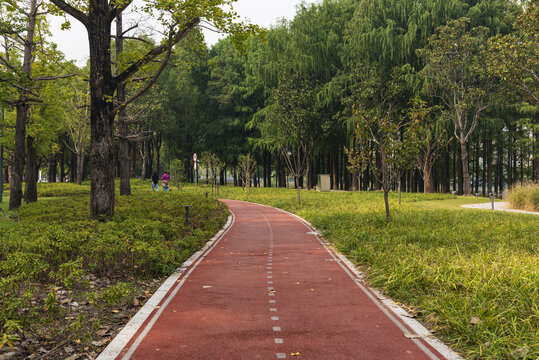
[184,205,192,226]
[205,192,208,199]
[489,193,494,210]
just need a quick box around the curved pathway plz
[101,200,460,360]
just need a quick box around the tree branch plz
[111,38,174,115]
[113,17,200,85]
[34,73,78,81]
[49,0,89,28]
[109,0,134,22]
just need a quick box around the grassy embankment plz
[0,181,227,358]
[211,185,538,360]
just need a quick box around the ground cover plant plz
[507,182,539,212]
[214,185,539,360]
[0,181,227,359]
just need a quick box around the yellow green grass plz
[209,185,538,360]
[507,182,539,212]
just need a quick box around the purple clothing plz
[162,174,170,181]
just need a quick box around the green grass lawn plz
[202,184,538,360]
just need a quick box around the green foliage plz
[507,182,539,211]
[0,182,228,342]
[100,282,133,308]
[216,185,538,359]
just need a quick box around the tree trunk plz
[23,136,38,204]
[423,155,435,193]
[535,128,539,181]
[59,140,65,182]
[10,103,28,210]
[88,5,116,219]
[458,143,464,195]
[459,136,471,195]
[9,0,37,210]
[374,151,382,190]
[77,152,85,185]
[155,133,162,176]
[442,145,450,193]
[296,175,301,205]
[47,154,57,183]
[116,13,131,196]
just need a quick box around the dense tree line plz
[158,0,537,197]
[0,0,537,220]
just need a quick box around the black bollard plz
[184,205,192,226]
[205,192,209,199]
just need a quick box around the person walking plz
[151,172,159,191]
[162,171,170,192]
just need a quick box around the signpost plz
[193,153,198,190]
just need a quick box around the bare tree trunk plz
[116,12,131,196]
[9,0,37,210]
[77,152,85,185]
[59,140,65,182]
[459,136,471,195]
[423,156,435,193]
[47,154,57,183]
[535,128,539,181]
[24,136,38,204]
[306,156,312,190]
[155,133,162,176]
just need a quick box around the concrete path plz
[461,201,539,215]
[99,200,461,360]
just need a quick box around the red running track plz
[117,200,449,360]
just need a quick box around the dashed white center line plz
[268,281,273,284]
[267,271,272,274]
[275,338,283,344]
[270,308,277,312]
[276,353,286,359]
[267,276,273,279]
[269,299,276,303]
[271,316,279,321]
[273,327,281,332]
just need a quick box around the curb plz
[96,214,235,360]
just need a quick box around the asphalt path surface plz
[116,200,452,360]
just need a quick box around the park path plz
[106,200,457,360]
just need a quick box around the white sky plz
[48,0,319,66]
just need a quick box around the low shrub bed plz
[216,185,539,360]
[0,182,227,358]
[507,182,539,212]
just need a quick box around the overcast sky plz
[49,0,319,66]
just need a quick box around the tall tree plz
[47,0,257,219]
[418,18,501,195]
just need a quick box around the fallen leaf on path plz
[469,317,481,325]
[111,310,119,313]
[291,352,301,356]
[295,282,300,285]
[403,333,420,339]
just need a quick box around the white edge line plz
[96,214,235,360]
[228,199,463,360]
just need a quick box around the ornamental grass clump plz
[507,181,539,212]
